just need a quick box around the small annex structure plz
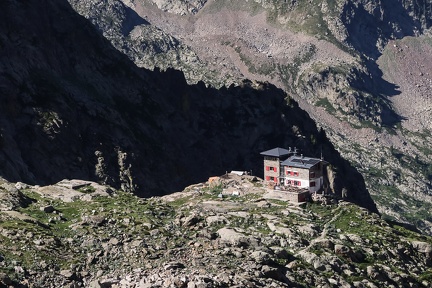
[260,147,328,200]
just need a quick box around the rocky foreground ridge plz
[0,175,431,287]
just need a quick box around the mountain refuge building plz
[260,147,327,194]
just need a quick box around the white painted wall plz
[284,176,324,193]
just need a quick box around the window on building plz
[310,181,316,187]
[266,176,270,181]
[269,167,277,172]
[310,172,315,178]
[293,171,299,176]
[293,181,301,186]
[266,166,270,171]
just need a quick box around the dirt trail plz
[296,206,343,256]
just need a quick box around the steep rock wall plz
[0,0,376,211]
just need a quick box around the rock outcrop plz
[68,0,221,86]
[0,175,431,287]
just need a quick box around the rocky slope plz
[67,0,227,86]
[0,0,377,211]
[0,175,431,287]
[65,0,432,233]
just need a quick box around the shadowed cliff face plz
[342,0,432,59]
[0,0,377,212]
[61,0,432,232]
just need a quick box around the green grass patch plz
[316,97,337,114]
[331,205,381,235]
[419,269,432,282]
[168,195,193,207]
[205,0,263,15]
[305,202,334,218]
[78,185,96,194]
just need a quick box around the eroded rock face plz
[0,181,33,211]
[68,0,215,85]
[149,0,208,15]
[0,0,376,212]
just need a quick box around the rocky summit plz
[0,175,431,288]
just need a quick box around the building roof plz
[281,155,324,169]
[260,147,291,157]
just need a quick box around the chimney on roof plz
[301,154,303,158]
[294,147,297,155]
[288,147,291,152]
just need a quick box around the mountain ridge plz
[0,0,376,211]
[67,0,432,233]
[1,2,432,286]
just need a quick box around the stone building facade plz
[260,147,291,185]
[261,147,327,193]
